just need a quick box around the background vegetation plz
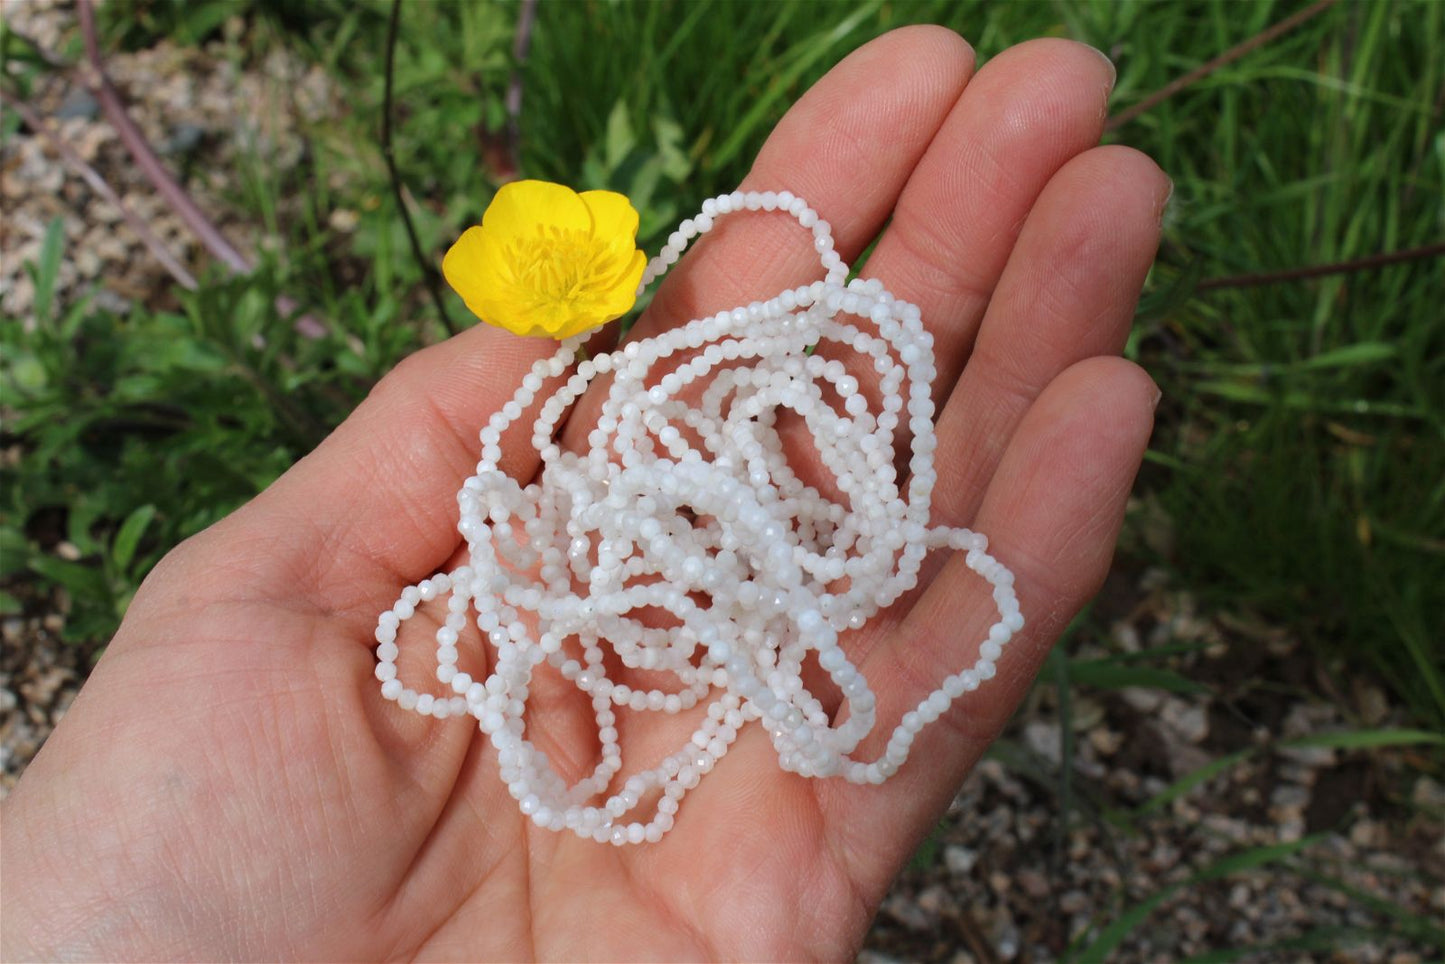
[3,0,1442,957]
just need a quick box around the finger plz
[774,145,1165,696]
[843,38,1119,410]
[932,144,1170,523]
[649,25,975,333]
[559,24,976,451]
[207,324,561,609]
[817,356,1158,894]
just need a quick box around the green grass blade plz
[1179,926,1407,962]
[1136,746,1259,816]
[1377,577,1445,727]
[111,505,158,572]
[1186,341,1398,375]
[30,216,65,326]
[1070,836,1323,963]
[1292,868,1445,949]
[1067,659,1210,694]
[1192,381,1428,419]
[1297,342,1399,371]
[1281,728,1445,750]
[707,1,881,172]
[1139,729,1445,818]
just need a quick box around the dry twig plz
[1198,241,1445,291]
[505,0,539,173]
[74,0,253,274]
[1106,0,1338,131]
[72,0,325,337]
[1,90,199,291]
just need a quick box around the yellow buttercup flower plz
[442,180,647,339]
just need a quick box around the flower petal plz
[548,307,601,341]
[468,288,536,337]
[579,190,640,243]
[484,180,591,237]
[595,249,647,316]
[442,226,507,307]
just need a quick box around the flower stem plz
[383,0,458,338]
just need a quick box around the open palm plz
[1,27,1168,963]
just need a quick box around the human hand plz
[0,26,1167,962]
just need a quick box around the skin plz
[0,26,1169,963]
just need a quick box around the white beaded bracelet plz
[375,190,1023,845]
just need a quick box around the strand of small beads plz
[374,190,1024,846]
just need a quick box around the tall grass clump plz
[1110,0,1444,728]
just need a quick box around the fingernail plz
[1089,44,1117,88]
[1150,384,1163,410]
[1158,176,1175,222]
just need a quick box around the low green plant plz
[1,219,417,639]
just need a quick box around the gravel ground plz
[1,0,334,322]
[3,4,1442,961]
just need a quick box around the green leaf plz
[708,1,880,171]
[61,607,118,644]
[907,818,947,872]
[58,290,96,341]
[1137,746,1259,815]
[1188,341,1399,377]
[653,116,692,182]
[1282,728,1445,750]
[1192,380,1426,418]
[1137,729,1444,818]
[1297,342,1398,371]
[604,100,635,172]
[31,217,65,325]
[1067,659,1209,694]
[1133,257,1206,325]
[28,555,109,600]
[172,0,233,44]
[1069,836,1322,963]
[0,527,31,577]
[1194,836,1322,880]
[1141,447,1189,471]
[111,504,157,572]
[1179,926,1397,962]
[0,345,49,395]
[1292,869,1445,948]
[66,500,107,557]
[0,590,23,615]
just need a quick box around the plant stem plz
[1,89,199,291]
[504,0,539,175]
[383,0,457,337]
[1106,0,1338,132]
[1198,241,1445,291]
[71,0,328,340]
[75,0,253,274]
